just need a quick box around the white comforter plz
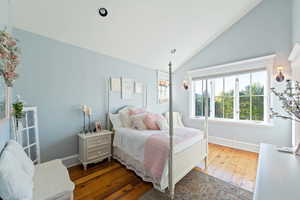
[113,127,203,163]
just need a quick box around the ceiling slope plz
[13,0,262,71]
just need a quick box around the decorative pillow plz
[109,113,123,129]
[130,113,147,130]
[164,112,185,128]
[143,113,163,130]
[128,108,146,116]
[156,117,169,130]
[119,107,134,128]
[0,149,33,200]
[6,140,35,178]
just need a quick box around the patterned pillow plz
[130,113,147,130]
[143,113,163,130]
[128,108,146,116]
[156,117,169,130]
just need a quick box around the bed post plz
[168,58,175,199]
[107,77,111,130]
[204,79,209,169]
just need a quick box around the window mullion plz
[250,73,253,120]
[235,77,239,120]
[210,80,215,118]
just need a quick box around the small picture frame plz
[95,121,102,132]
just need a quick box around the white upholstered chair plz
[0,140,74,200]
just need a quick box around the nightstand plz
[78,130,113,170]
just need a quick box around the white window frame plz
[188,55,275,126]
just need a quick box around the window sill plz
[189,117,274,127]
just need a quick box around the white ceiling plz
[13,0,262,71]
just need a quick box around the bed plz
[112,126,208,191]
[107,50,209,199]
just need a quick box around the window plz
[192,70,268,123]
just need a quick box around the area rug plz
[139,169,253,200]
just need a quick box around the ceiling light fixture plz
[98,8,108,17]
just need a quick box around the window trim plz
[188,55,275,125]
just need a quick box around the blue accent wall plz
[174,0,293,146]
[13,29,168,162]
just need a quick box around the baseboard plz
[208,136,260,153]
[61,154,80,168]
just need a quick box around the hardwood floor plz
[68,144,258,200]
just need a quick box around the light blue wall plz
[0,0,11,150]
[13,29,168,162]
[293,0,300,44]
[174,0,293,146]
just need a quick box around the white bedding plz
[113,127,203,162]
[113,127,204,190]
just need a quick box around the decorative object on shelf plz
[110,77,121,92]
[135,81,144,94]
[94,120,102,132]
[12,95,25,130]
[80,105,88,133]
[121,78,134,99]
[270,79,300,154]
[275,65,285,82]
[157,71,169,104]
[98,8,108,17]
[87,107,92,132]
[0,30,21,87]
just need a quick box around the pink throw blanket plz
[143,128,200,182]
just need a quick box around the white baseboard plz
[61,154,80,168]
[208,136,260,153]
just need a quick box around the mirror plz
[0,74,9,122]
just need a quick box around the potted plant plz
[12,95,25,130]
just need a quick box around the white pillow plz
[156,117,169,130]
[165,112,185,128]
[109,113,123,129]
[0,149,33,200]
[130,113,147,130]
[119,107,133,128]
[6,140,35,178]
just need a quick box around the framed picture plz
[95,121,102,132]
[110,78,121,92]
[122,78,134,99]
[135,81,144,94]
[157,71,169,104]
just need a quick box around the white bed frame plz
[107,50,209,199]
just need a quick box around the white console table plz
[254,143,300,200]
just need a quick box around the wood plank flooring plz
[68,143,258,200]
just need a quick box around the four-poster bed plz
[107,49,209,199]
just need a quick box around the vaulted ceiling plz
[13,0,262,71]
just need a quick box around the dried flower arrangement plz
[270,80,300,122]
[0,30,21,87]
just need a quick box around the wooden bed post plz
[168,56,175,199]
[204,79,209,169]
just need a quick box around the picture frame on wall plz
[135,81,144,94]
[122,78,134,99]
[157,71,169,104]
[110,77,121,92]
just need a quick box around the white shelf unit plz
[13,106,40,164]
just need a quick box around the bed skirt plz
[113,147,167,191]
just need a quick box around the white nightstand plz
[78,130,113,170]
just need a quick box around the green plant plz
[12,100,24,119]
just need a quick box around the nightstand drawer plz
[87,135,110,146]
[87,144,110,159]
